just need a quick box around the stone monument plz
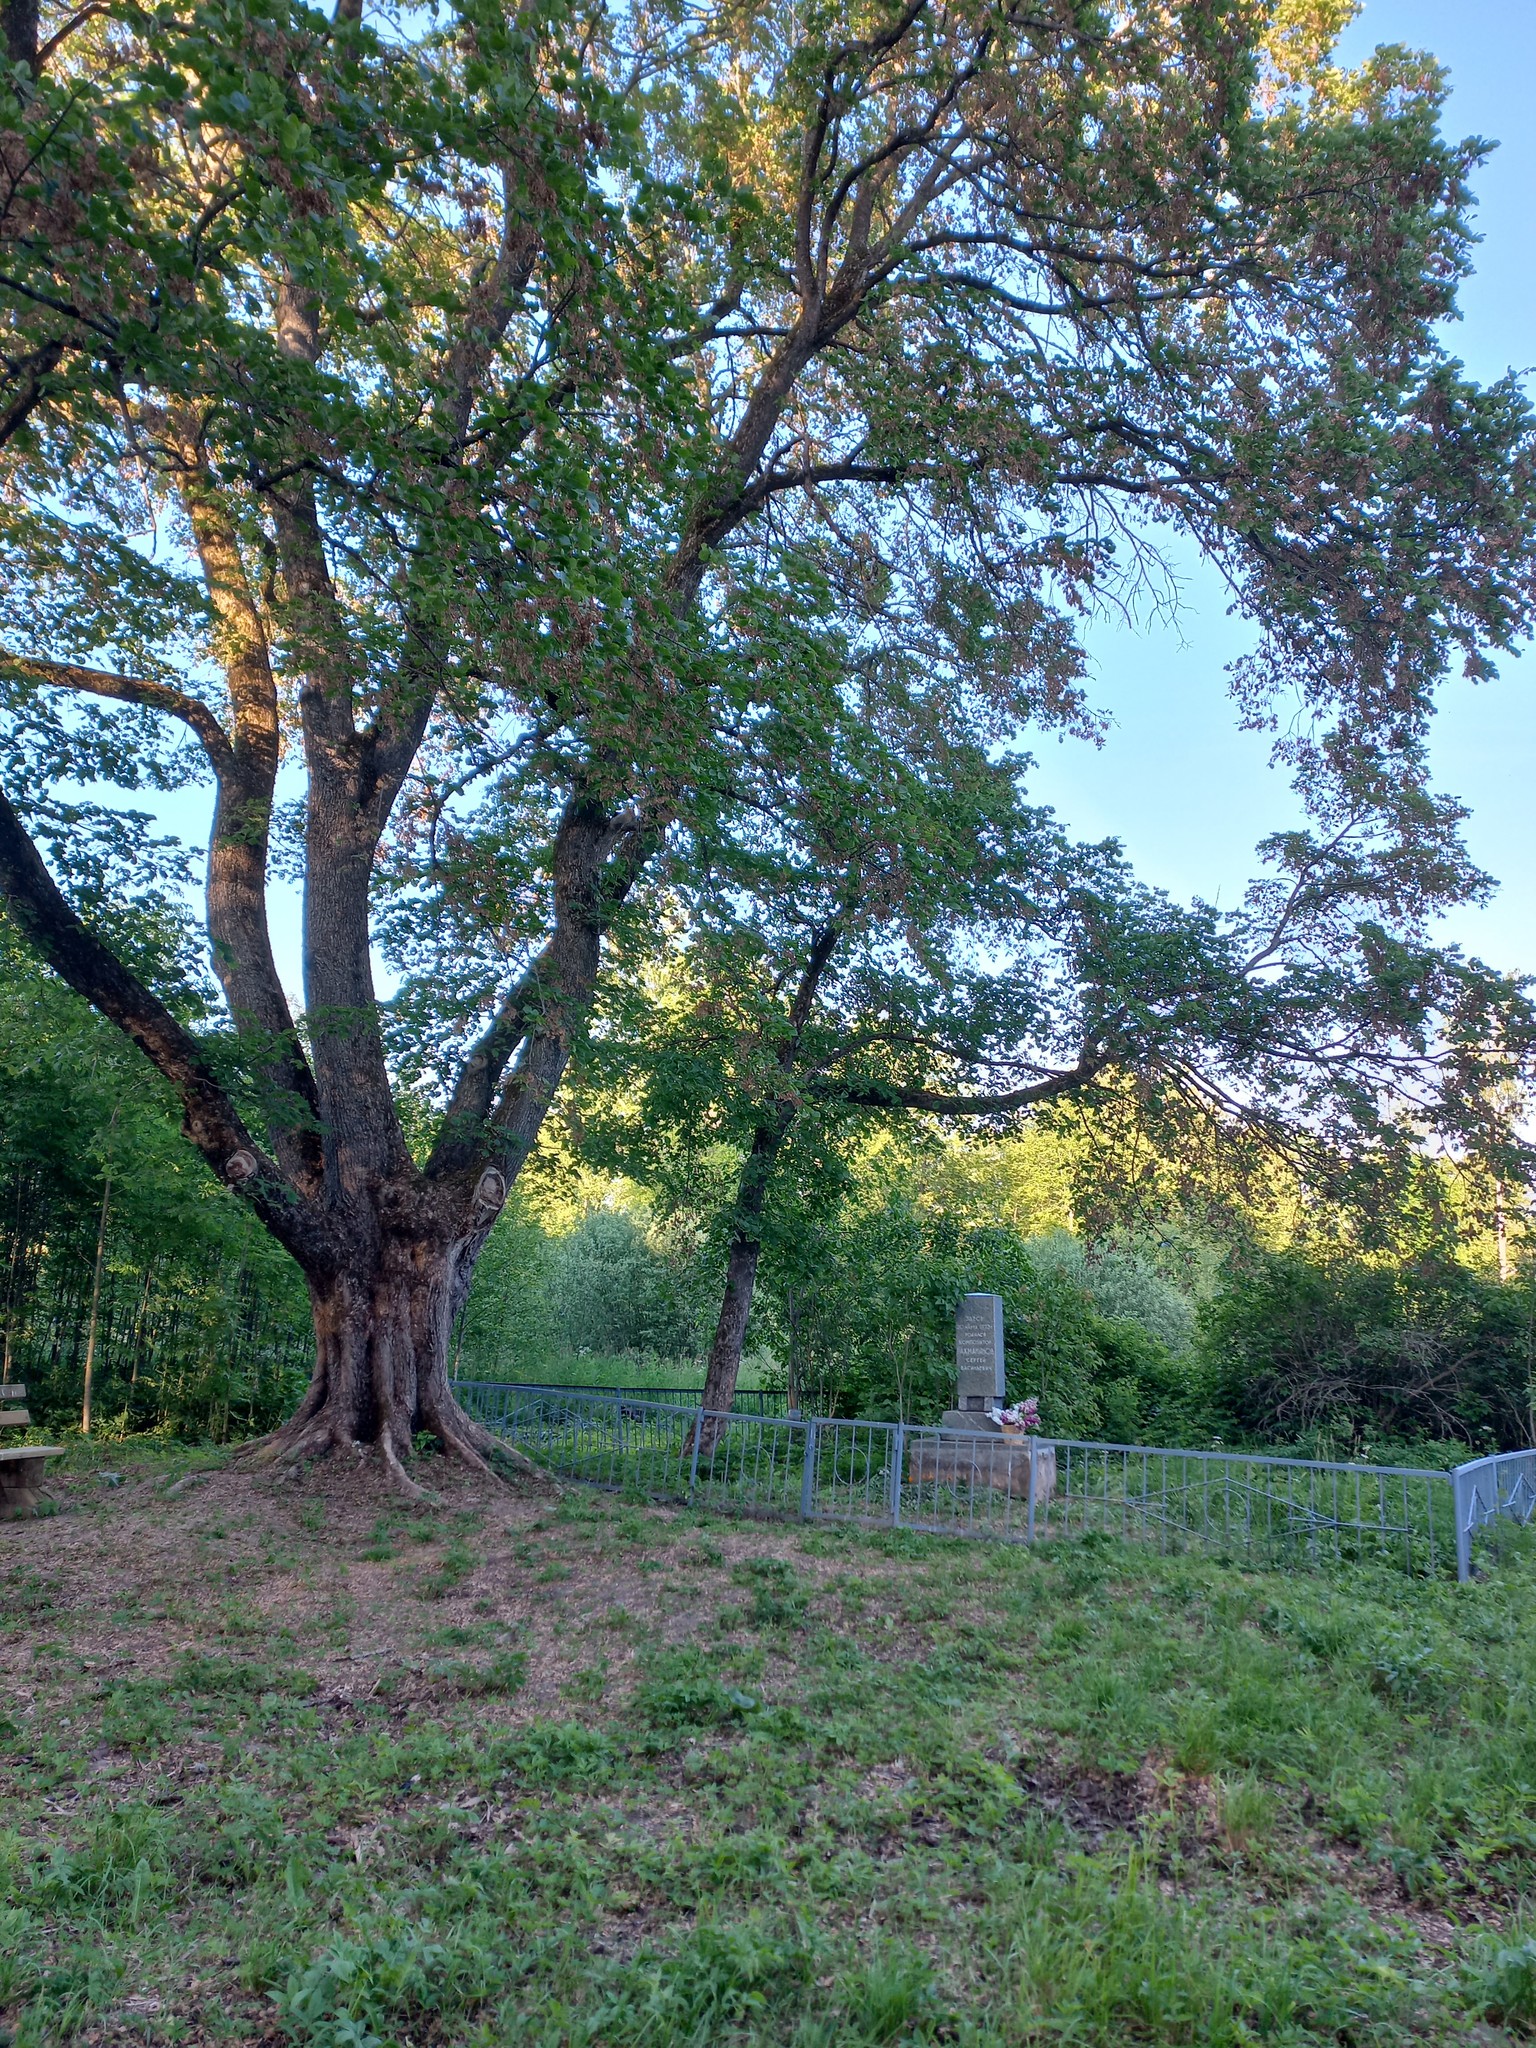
[943,1292,1005,1430]
[907,1291,1057,1507]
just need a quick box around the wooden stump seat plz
[0,1383,64,1519]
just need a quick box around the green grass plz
[3,1455,1536,2043]
[464,1349,776,1393]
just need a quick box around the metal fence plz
[1452,1450,1536,1580]
[454,1381,1524,1580]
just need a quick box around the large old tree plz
[1,0,1534,1484]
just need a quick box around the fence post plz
[1026,1437,1037,1546]
[689,1409,704,1500]
[889,1424,904,1527]
[800,1417,819,1522]
[1452,1463,1478,1583]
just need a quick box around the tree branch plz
[734,457,916,520]
[825,1046,1109,1114]
[0,781,331,1270]
[0,336,62,446]
[427,800,660,1185]
[0,647,234,771]
[35,3,108,66]
[173,451,325,1189]
[424,962,538,1179]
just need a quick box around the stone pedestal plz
[941,1407,1000,1432]
[907,1432,1057,1506]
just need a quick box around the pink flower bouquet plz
[991,1398,1041,1435]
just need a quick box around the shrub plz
[547,1209,698,1358]
[1198,1252,1536,1450]
[1025,1232,1195,1353]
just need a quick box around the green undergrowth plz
[4,1466,1536,2044]
[474,1349,776,1393]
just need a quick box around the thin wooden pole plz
[2,1176,27,1385]
[80,1104,119,1437]
[80,1170,111,1437]
[128,1258,154,1388]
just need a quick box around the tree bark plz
[700,1233,764,1418]
[696,920,846,1436]
[2,0,37,74]
[176,457,324,1194]
[241,1193,536,1495]
[696,1117,793,1445]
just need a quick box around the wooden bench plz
[0,1383,65,1519]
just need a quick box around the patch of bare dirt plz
[1014,1756,1149,1845]
[0,1452,911,1736]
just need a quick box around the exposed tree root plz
[468,1430,549,1483]
[490,1444,563,1495]
[230,1374,329,1470]
[229,1386,557,1496]
[228,1435,280,1471]
[230,1414,338,1473]
[377,1433,431,1503]
[162,1469,215,1498]
[433,1429,496,1481]
[422,1391,558,1489]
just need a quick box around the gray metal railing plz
[1452,1449,1536,1579]
[455,1380,1513,1579]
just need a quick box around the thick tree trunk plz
[238,1218,532,1496]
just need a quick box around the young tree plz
[579,658,1536,1420]
[576,646,1093,1411]
[1,0,1534,1487]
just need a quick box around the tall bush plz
[1198,1253,1536,1452]
[546,1210,699,1360]
[1023,1233,1196,1355]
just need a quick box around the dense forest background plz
[6,922,1531,1461]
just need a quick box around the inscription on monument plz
[955,1293,1005,1413]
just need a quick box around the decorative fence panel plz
[455,1380,1519,1582]
[1452,1450,1536,1579]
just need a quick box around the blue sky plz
[1030,0,1536,974]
